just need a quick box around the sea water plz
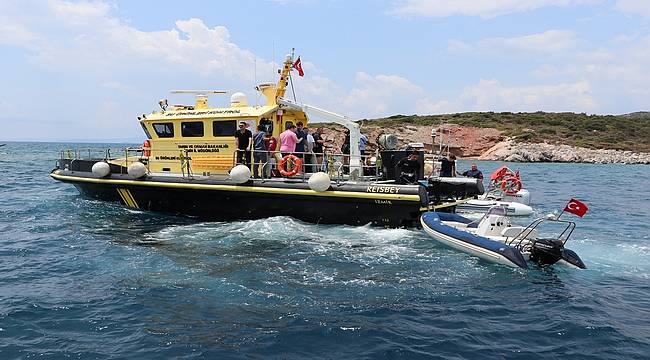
[0,142,648,359]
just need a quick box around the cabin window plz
[213,120,237,136]
[181,121,204,137]
[152,122,174,138]
[140,123,152,139]
[260,118,273,135]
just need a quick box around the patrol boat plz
[50,53,483,227]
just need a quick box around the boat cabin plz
[138,56,308,175]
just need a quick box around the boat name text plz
[366,186,400,194]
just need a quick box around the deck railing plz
[57,146,383,182]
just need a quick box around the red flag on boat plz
[564,198,589,217]
[293,57,304,77]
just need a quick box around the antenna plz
[289,48,297,101]
[253,58,260,106]
[170,90,227,94]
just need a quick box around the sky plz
[1,0,650,141]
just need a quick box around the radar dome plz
[230,92,248,107]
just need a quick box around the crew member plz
[439,154,456,177]
[462,163,483,180]
[395,150,421,184]
[234,121,252,167]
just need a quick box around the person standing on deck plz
[294,122,307,158]
[359,132,368,156]
[252,124,268,178]
[234,121,252,167]
[312,127,325,167]
[280,124,299,157]
[304,127,316,173]
[439,154,456,177]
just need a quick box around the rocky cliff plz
[312,120,650,165]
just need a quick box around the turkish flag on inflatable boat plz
[564,198,589,217]
[293,57,304,77]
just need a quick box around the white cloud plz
[615,0,650,17]
[293,72,428,119]
[449,30,578,56]
[389,0,598,18]
[0,1,275,81]
[417,79,596,113]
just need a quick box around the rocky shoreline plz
[315,123,650,165]
[479,140,650,164]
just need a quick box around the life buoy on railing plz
[143,140,151,157]
[277,155,302,177]
[500,176,522,195]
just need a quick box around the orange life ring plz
[500,176,522,195]
[143,140,151,157]
[277,155,302,177]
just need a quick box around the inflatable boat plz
[420,207,586,269]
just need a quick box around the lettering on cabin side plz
[366,186,400,194]
[176,144,230,153]
[155,156,186,160]
[165,109,241,116]
[375,199,393,205]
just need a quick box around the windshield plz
[486,206,507,216]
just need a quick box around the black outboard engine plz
[529,238,564,266]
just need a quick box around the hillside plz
[357,112,650,153]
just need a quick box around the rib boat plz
[50,52,483,227]
[420,206,586,269]
[456,166,533,216]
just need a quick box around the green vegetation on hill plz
[356,112,650,152]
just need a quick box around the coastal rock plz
[312,123,650,165]
[481,142,650,164]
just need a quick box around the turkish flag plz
[564,198,588,217]
[293,57,304,77]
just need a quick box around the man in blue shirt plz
[359,132,368,156]
[252,124,268,178]
[462,163,484,180]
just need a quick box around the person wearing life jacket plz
[461,163,484,180]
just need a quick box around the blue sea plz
[1,142,649,359]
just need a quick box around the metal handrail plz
[55,146,383,183]
[506,218,576,248]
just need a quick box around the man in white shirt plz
[304,127,316,173]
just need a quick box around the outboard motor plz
[529,238,564,266]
